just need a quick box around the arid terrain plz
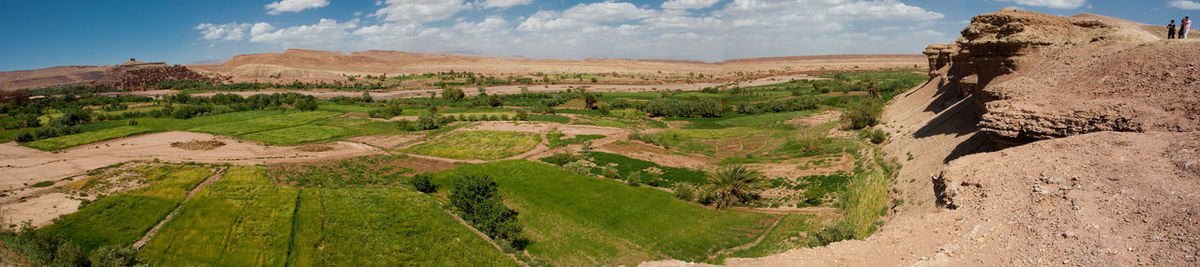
[1,7,1196,267]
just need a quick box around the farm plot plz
[139,166,298,265]
[41,165,214,251]
[432,160,777,265]
[289,188,517,266]
[404,130,541,160]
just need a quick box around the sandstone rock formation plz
[923,8,1193,147]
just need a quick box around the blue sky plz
[1,0,1196,71]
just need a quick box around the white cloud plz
[372,0,468,24]
[249,19,359,49]
[195,23,250,41]
[201,0,948,62]
[480,0,533,9]
[265,0,330,15]
[997,0,1087,9]
[1170,0,1200,10]
[662,0,721,10]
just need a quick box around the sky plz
[0,0,1196,71]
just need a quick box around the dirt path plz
[133,167,228,249]
[707,215,787,261]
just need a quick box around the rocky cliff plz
[923,9,1193,147]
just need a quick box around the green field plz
[540,151,708,187]
[139,166,299,265]
[432,160,776,265]
[42,165,214,251]
[137,165,517,266]
[290,188,517,266]
[404,130,541,160]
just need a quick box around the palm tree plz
[705,166,767,210]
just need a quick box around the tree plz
[448,173,527,249]
[360,92,373,103]
[442,88,465,102]
[294,97,318,111]
[417,112,440,130]
[582,93,598,110]
[487,94,503,107]
[704,166,767,210]
[411,173,436,193]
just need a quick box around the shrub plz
[14,130,33,142]
[487,95,504,107]
[673,183,698,201]
[862,129,887,144]
[703,166,767,210]
[500,114,510,121]
[600,167,620,179]
[515,110,529,121]
[596,104,611,115]
[841,99,883,130]
[442,88,466,102]
[545,152,580,166]
[808,221,856,246]
[562,160,592,176]
[488,114,500,121]
[411,173,436,193]
[126,119,138,126]
[294,97,319,111]
[32,181,54,188]
[370,104,404,118]
[643,98,723,118]
[88,245,139,266]
[417,112,440,130]
[532,104,554,114]
[624,171,642,186]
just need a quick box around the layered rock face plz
[93,60,214,89]
[923,9,1192,147]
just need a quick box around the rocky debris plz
[92,60,214,89]
[931,132,1200,265]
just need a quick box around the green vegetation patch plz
[565,151,707,187]
[290,187,517,266]
[433,160,775,265]
[189,111,338,136]
[546,132,604,148]
[268,154,415,188]
[139,166,298,266]
[729,214,818,258]
[22,126,153,151]
[42,165,214,251]
[405,130,540,160]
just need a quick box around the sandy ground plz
[0,193,79,228]
[0,131,382,224]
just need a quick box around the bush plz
[600,167,620,179]
[673,183,698,201]
[515,110,529,121]
[624,171,642,186]
[841,99,883,130]
[442,88,465,102]
[88,245,139,266]
[545,152,580,166]
[863,129,887,144]
[417,112,440,130]
[14,130,33,142]
[532,104,554,114]
[808,221,856,246]
[643,98,723,118]
[562,160,592,176]
[487,95,504,107]
[411,173,436,193]
[294,97,319,111]
[126,119,138,126]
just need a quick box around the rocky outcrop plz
[923,9,1193,147]
[93,60,214,89]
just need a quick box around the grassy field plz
[134,165,514,266]
[404,130,541,160]
[432,160,776,265]
[566,151,708,187]
[42,165,213,251]
[546,132,604,148]
[268,154,415,187]
[290,188,517,266]
[139,166,298,265]
[729,214,819,258]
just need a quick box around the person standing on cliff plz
[1182,17,1192,39]
[1169,20,1177,39]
